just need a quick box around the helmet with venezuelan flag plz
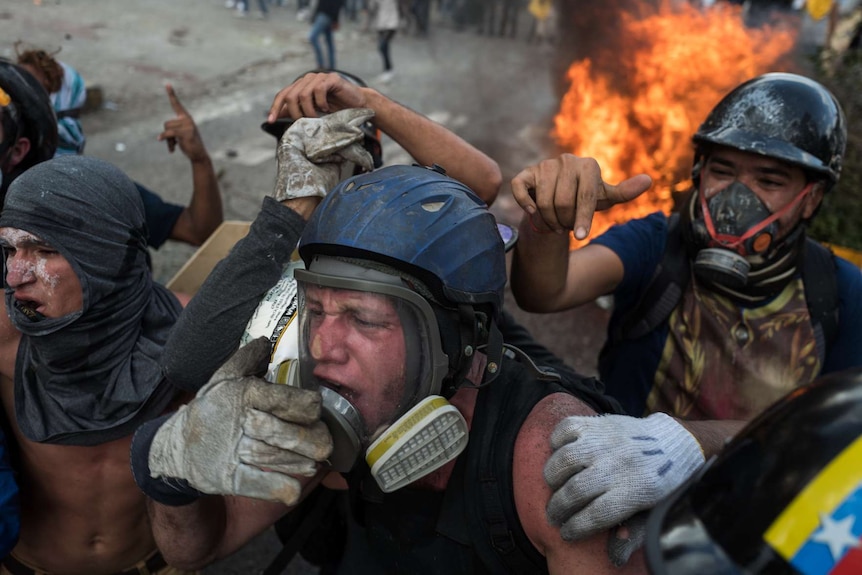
[645,368,862,574]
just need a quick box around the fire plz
[554,0,797,247]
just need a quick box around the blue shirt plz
[592,212,862,416]
[135,183,184,249]
[0,430,19,557]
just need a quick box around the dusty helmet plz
[0,59,57,174]
[646,368,862,574]
[693,73,847,186]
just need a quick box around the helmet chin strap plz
[445,305,504,394]
[700,182,814,254]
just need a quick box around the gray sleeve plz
[162,197,307,391]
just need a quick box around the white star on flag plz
[812,513,860,561]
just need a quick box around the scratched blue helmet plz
[299,163,505,318]
[297,164,506,394]
[646,368,862,575]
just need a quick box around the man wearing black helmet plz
[0,59,57,205]
[509,73,862,550]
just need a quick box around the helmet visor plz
[295,261,447,446]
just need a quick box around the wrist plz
[131,415,203,506]
[189,154,213,166]
[281,196,322,220]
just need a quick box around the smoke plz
[553,0,661,97]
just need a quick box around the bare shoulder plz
[513,392,647,574]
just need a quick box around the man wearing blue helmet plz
[129,113,643,572]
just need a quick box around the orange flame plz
[554,1,797,247]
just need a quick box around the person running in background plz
[371,0,400,83]
[309,0,344,70]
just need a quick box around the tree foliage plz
[808,51,862,251]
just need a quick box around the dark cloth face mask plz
[689,180,812,291]
[0,156,182,446]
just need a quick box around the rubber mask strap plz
[700,182,814,254]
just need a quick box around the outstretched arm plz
[159,83,223,246]
[267,71,503,204]
[162,109,371,392]
[510,154,650,312]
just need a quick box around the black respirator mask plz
[686,180,813,297]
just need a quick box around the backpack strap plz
[611,213,690,343]
[802,238,839,365]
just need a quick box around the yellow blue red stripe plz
[764,436,862,575]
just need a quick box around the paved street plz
[0,1,612,572]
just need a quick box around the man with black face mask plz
[509,72,862,554]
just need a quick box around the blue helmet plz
[299,164,506,318]
[298,164,507,392]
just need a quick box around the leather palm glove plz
[132,337,332,506]
[273,107,375,202]
[543,412,704,559]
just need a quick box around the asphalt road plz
[0,1,612,572]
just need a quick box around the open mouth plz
[319,378,345,396]
[13,298,44,321]
[318,377,358,404]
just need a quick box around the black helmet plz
[0,59,57,176]
[645,368,862,575]
[260,69,382,168]
[693,73,847,187]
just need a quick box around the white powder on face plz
[0,228,39,245]
[35,259,60,290]
[0,227,62,289]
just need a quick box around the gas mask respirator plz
[243,258,468,493]
[689,181,778,289]
[689,181,811,290]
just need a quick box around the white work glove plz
[148,337,333,506]
[273,107,375,202]
[544,412,704,545]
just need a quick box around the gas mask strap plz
[478,319,504,386]
[700,182,814,252]
[443,304,480,394]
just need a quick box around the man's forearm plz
[188,156,224,241]
[362,89,502,204]
[148,497,226,571]
[510,215,572,312]
[163,198,307,391]
[171,156,223,246]
[678,419,746,459]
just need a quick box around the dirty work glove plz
[273,107,375,202]
[607,511,648,567]
[138,337,333,506]
[544,412,704,545]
